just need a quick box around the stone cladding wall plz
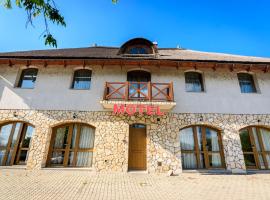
[0,109,270,173]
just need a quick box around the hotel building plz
[0,38,270,173]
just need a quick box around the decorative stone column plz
[26,123,51,170]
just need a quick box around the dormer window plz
[118,38,158,56]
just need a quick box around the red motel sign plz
[113,104,164,116]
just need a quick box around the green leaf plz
[44,33,57,48]
[3,0,12,8]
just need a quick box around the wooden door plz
[128,124,146,170]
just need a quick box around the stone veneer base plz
[0,109,270,173]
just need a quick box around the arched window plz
[179,125,225,169]
[72,69,92,89]
[185,72,204,92]
[237,73,257,93]
[239,126,270,169]
[18,68,38,89]
[0,122,34,166]
[47,123,95,167]
[118,38,157,55]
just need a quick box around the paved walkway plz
[0,169,270,200]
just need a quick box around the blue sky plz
[0,0,270,57]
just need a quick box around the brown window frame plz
[17,68,38,89]
[47,123,95,168]
[237,73,257,93]
[240,126,270,170]
[71,69,92,90]
[184,72,204,92]
[0,122,34,166]
[180,125,226,170]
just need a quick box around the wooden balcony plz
[103,81,174,102]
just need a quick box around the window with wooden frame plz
[240,126,270,169]
[47,123,95,167]
[17,68,38,89]
[185,72,204,92]
[0,122,34,166]
[71,69,92,90]
[179,125,225,169]
[237,73,257,93]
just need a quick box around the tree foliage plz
[2,0,118,48]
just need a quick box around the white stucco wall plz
[0,64,270,114]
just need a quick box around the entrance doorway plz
[240,126,270,169]
[0,122,34,166]
[128,124,147,170]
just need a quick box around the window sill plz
[240,92,260,95]
[70,88,91,90]
[185,91,206,93]
[14,87,35,90]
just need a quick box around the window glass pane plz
[70,125,77,149]
[21,125,34,148]
[76,152,93,167]
[258,154,265,169]
[252,128,261,151]
[18,68,38,89]
[180,127,195,150]
[266,154,270,168]
[243,154,256,167]
[131,124,146,129]
[185,72,203,92]
[0,124,13,147]
[0,150,6,165]
[205,128,220,152]
[79,126,95,149]
[199,153,205,168]
[129,47,147,54]
[240,129,253,152]
[18,150,29,163]
[6,150,13,165]
[237,73,256,93]
[72,69,91,89]
[11,123,22,148]
[260,128,270,151]
[196,127,203,151]
[51,151,65,165]
[181,153,197,169]
[209,153,222,167]
[54,126,69,149]
[68,151,74,166]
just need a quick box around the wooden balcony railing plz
[103,82,174,102]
